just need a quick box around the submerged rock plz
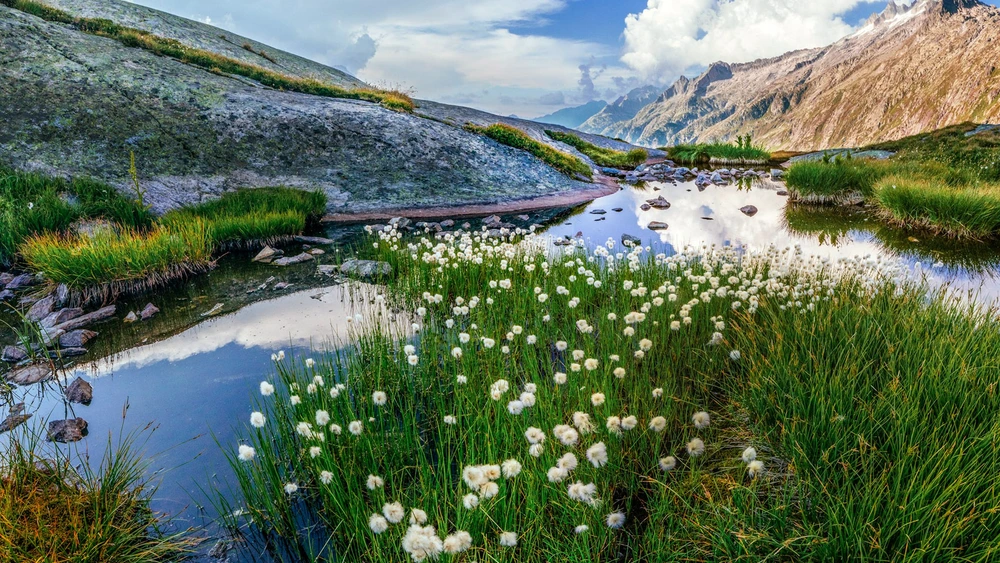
[589,209,607,215]
[140,303,160,320]
[52,347,88,358]
[740,205,759,216]
[65,377,93,405]
[26,295,56,322]
[59,329,97,348]
[646,196,671,209]
[54,305,116,332]
[123,311,138,323]
[47,418,88,443]
[40,308,84,329]
[293,235,335,245]
[340,260,392,280]
[0,290,13,302]
[271,253,315,266]
[7,363,54,385]
[2,345,27,363]
[252,246,283,263]
[0,405,31,434]
[647,221,669,230]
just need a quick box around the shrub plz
[544,130,648,169]
[466,124,592,179]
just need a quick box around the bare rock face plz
[582,0,1000,150]
[0,0,619,217]
[47,418,88,443]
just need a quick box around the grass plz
[785,124,1000,238]
[1,0,414,111]
[219,226,1000,562]
[0,428,196,562]
[0,166,153,266]
[466,124,593,180]
[544,130,648,169]
[667,136,771,164]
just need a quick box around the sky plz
[130,0,998,118]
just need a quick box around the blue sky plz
[135,0,996,117]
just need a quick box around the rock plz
[612,208,623,212]
[47,418,88,443]
[59,330,97,348]
[252,246,282,263]
[271,253,315,266]
[2,345,28,363]
[710,172,725,184]
[26,295,56,322]
[5,274,37,290]
[0,408,31,434]
[601,167,625,177]
[39,328,66,348]
[645,196,671,209]
[7,363,54,385]
[65,377,93,405]
[123,311,138,323]
[482,215,503,229]
[340,259,392,280]
[51,347,88,358]
[516,214,531,221]
[740,205,759,216]
[307,248,325,255]
[589,209,607,215]
[388,217,412,229]
[0,290,13,302]
[439,219,455,228]
[317,265,338,276]
[640,204,651,211]
[140,303,160,320]
[40,308,84,329]
[54,305,116,332]
[54,283,70,307]
[770,169,785,179]
[647,221,669,230]
[776,190,789,196]
[553,237,573,247]
[0,273,12,285]
[273,282,293,290]
[293,235,335,245]
[622,234,642,247]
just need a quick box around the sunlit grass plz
[874,175,1000,239]
[667,137,771,164]
[544,130,647,169]
[466,123,593,180]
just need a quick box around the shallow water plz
[2,176,1000,561]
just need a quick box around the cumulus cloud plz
[622,0,884,78]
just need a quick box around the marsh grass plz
[1,0,413,111]
[0,428,197,562]
[544,131,648,169]
[667,137,771,165]
[874,175,1000,239]
[466,123,593,180]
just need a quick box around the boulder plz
[140,303,160,320]
[0,405,30,434]
[271,252,315,266]
[40,307,84,329]
[54,305,116,332]
[439,219,455,228]
[52,347,88,358]
[340,260,392,280]
[645,196,671,209]
[59,329,97,348]
[482,215,503,229]
[47,418,88,443]
[26,295,56,322]
[65,377,93,405]
[770,169,785,179]
[0,273,12,285]
[2,345,27,363]
[7,363,53,385]
[740,205,759,216]
[307,248,325,255]
[776,190,789,196]
[710,172,725,184]
[647,221,669,230]
[273,282,293,290]
[388,217,412,229]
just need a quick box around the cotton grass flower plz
[443,415,457,425]
[586,442,608,467]
[290,395,301,406]
[462,493,479,510]
[498,531,518,547]
[309,446,322,458]
[237,444,256,462]
[451,347,463,358]
[259,381,275,396]
[584,358,599,371]
[443,530,473,554]
[315,410,330,425]
[407,355,419,366]
[369,514,389,534]
[730,350,741,360]
[575,524,589,534]
[567,481,598,505]
[529,443,544,457]
[525,427,546,444]
[591,393,605,407]
[284,482,298,494]
[409,508,428,525]
[367,474,384,490]
[402,524,444,561]
[372,391,387,406]
[649,416,666,432]
[621,415,638,431]
[502,458,522,478]
[320,471,333,484]
[383,502,405,523]
[692,411,711,429]
[659,456,677,471]
[349,421,363,435]
[652,387,663,399]
[553,372,567,385]
[606,512,626,529]
[742,446,757,463]
[747,460,765,478]
[250,412,266,428]
[686,437,706,457]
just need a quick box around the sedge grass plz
[873,175,1000,239]
[544,130,648,170]
[667,138,771,165]
[1,0,413,111]
[466,123,593,180]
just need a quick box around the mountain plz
[581,86,662,135]
[532,100,607,129]
[0,0,646,215]
[581,0,1000,150]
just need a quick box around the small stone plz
[65,377,93,405]
[51,347,88,358]
[589,209,607,215]
[340,259,392,280]
[516,214,531,221]
[273,282,293,290]
[482,215,503,229]
[54,284,70,307]
[647,221,669,230]
[0,273,12,285]
[59,329,97,348]
[622,234,642,247]
[612,208,623,212]
[123,311,138,323]
[317,265,338,276]
[740,205,759,216]
[645,196,671,209]
[26,295,56,322]
[293,235,334,245]
[307,248,325,255]
[0,290,13,302]
[776,190,789,196]
[7,363,54,385]
[0,410,31,434]
[252,246,282,263]
[5,273,37,290]
[271,253,315,267]
[140,303,160,320]
[640,204,651,211]
[770,169,785,179]
[2,345,27,363]
[47,418,88,443]
[439,219,455,228]
[388,217,412,229]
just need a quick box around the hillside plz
[581,0,1000,151]
[0,0,648,215]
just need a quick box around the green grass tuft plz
[466,123,593,179]
[873,175,1000,239]
[667,136,771,164]
[544,130,647,169]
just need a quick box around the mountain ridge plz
[581,0,1000,150]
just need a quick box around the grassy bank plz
[465,123,593,180]
[666,136,771,164]
[544,130,648,169]
[0,166,153,266]
[0,431,195,561]
[1,0,413,111]
[785,125,1000,238]
[222,226,999,561]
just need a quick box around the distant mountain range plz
[532,100,607,129]
[578,0,1000,150]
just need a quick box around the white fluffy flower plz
[591,393,605,407]
[320,470,333,484]
[367,474,384,490]
[259,381,275,396]
[575,524,589,534]
[648,416,667,432]
[742,446,757,463]
[462,493,479,510]
[586,442,608,468]
[372,391,387,406]
[369,514,389,534]
[606,512,626,529]
[383,502,405,523]
[553,372,567,385]
[747,459,765,478]
[502,458,522,478]
[443,415,457,425]
[250,412,266,428]
[283,482,297,494]
[686,437,706,457]
[659,456,677,471]
[349,420,363,435]
[499,531,518,547]
[315,410,330,426]
[443,530,473,554]
[525,427,546,444]
[409,508,428,525]
[402,524,444,561]
[692,411,711,430]
[237,444,256,462]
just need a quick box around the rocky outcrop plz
[582,0,1000,150]
[0,0,654,216]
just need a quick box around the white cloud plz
[621,0,884,79]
